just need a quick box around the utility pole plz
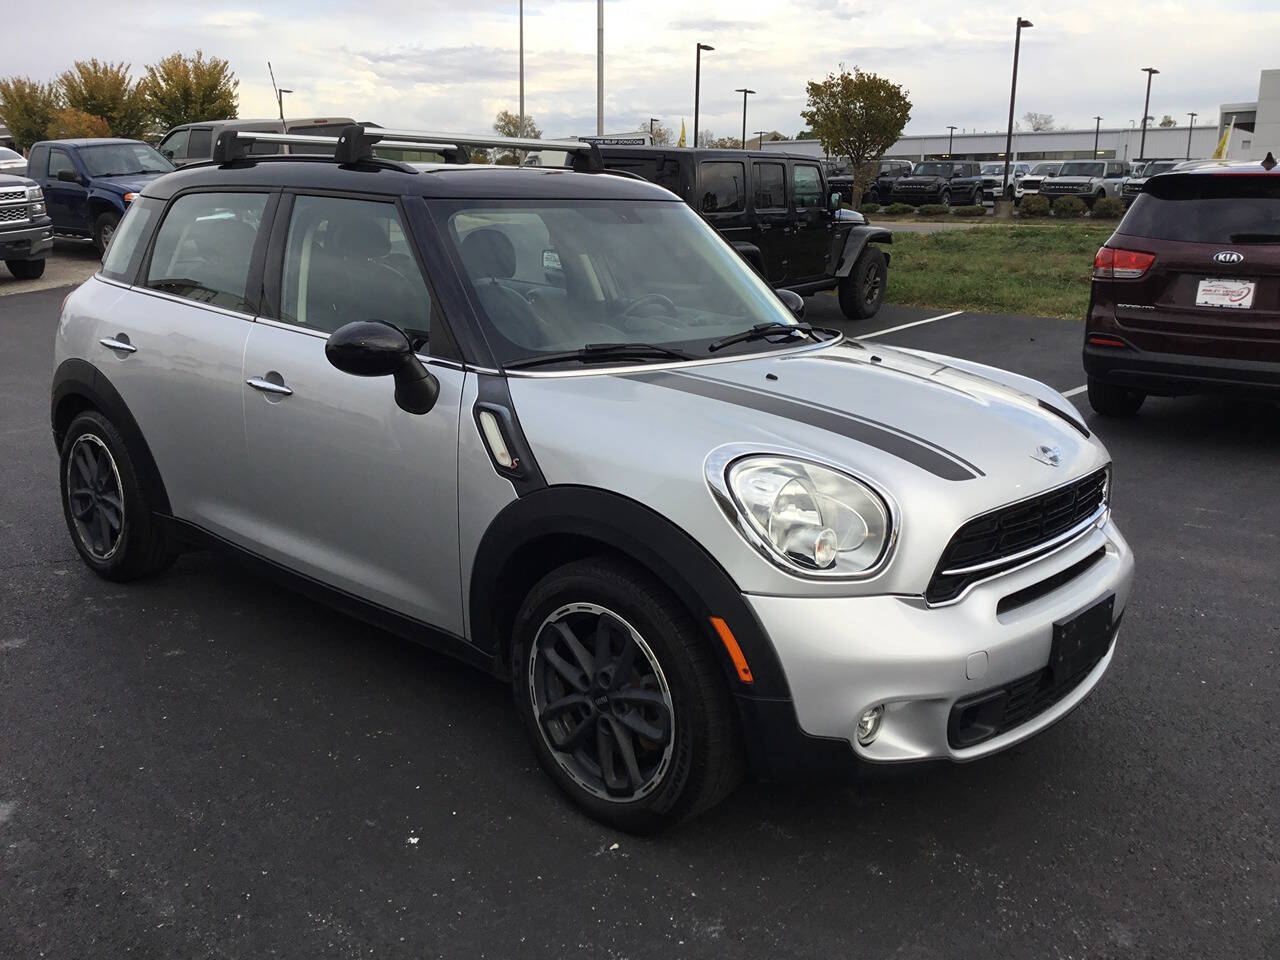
[1186,111,1197,159]
[649,117,660,139]
[734,88,755,147]
[946,125,957,157]
[596,0,604,135]
[267,62,290,122]
[755,129,767,150]
[1001,18,1033,197]
[693,43,713,148]
[1093,115,1102,158]
[519,0,525,133]
[1139,67,1159,161]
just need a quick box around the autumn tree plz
[492,110,541,164]
[648,121,673,146]
[143,50,238,130]
[0,77,62,150]
[1158,114,1176,127]
[801,66,911,206]
[1022,111,1055,132]
[58,59,148,138]
[46,107,111,139]
[469,147,491,164]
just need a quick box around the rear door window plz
[698,161,746,214]
[792,163,822,208]
[1120,176,1280,244]
[145,192,269,313]
[753,162,786,210]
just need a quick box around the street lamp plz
[277,88,292,122]
[519,0,525,133]
[734,88,755,147]
[1186,111,1197,159]
[1093,115,1102,158]
[946,125,957,157]
[1138,67,1159,161]
[755,129,767,149]
[596,0,604,135]
[649,117,660,138]
[693,43,714,148]
[1001,18,1032,199]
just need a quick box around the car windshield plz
[981,164,1005,175]
[1058,162,1105,178]
[1031,163,1060,175]
[1121,175,1280,244]
[1145,161,1178,176]
[437,199,814,366]
[913,162,952,177]
[79,143,174,177]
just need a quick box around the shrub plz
[1019,194,1051,217]
[952,205,986,217]
[1052,195,1087,219]
[917,204,951,217]
[883,203,916,216]
[1091,196,1125,219]
[46,106,110,139]
[858,202,880,214]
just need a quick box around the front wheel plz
[511,558,743,833]
[940,189,952,207]
[93,211,120,256]
[5,258,45,280]
[838,247,888,320]
[1086,376,1146,417]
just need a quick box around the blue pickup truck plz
[26,139,174,254]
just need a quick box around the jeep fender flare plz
[834,226,893,278]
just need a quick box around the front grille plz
[0,189,24,203]
[926,468,1109,604]
[1123,183,1142,195]
[0,205,30,223]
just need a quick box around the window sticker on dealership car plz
[1195,278,1255,309]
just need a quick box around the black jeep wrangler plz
[832,159,913,206]
[596,146,893,320]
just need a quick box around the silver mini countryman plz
[51,127,1134,831]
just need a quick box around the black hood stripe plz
[623,370,980,482]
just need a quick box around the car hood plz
[1043,176,1095,186]
[91,172,167,194]
[896,176,946,186]
[0,172,36,188]
[506,339,1109,597]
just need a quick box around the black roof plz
[139,156,678,201]
[32,138,146,149]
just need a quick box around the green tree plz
[1158,114,1176,127]
[58,59,149,138]
[143,51,238,131]
[469,147,491,164]
[46,107,111,139]
[0,76,62,150]
[493,109,540,164]
[801,65,911,206]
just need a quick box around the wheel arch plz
[834,225,893,278]
[51,358,172,515]
[87,192,125,221]
[468,485,791,699]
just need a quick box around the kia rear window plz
[1120,176,1280,244]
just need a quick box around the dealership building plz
[765,68,1279,166]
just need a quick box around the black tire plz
[92,211,120,256]
[511,557,743,833]
[5,258,45,280]
[940,189,952,207]
[838,247,888,320]
[1086,376,1146,417]
[864,186,878,205]
[59,410,175,581]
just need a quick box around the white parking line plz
[1062,384,1088,397]
[859,310,964,339]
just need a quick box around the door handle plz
[99,336,136,353]
[246,377,294,397]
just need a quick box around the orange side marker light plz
[710,616,754,684]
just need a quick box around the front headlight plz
[724,456,892,577]
[25,186,42,201]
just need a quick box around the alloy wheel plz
[862,264,883,306]
[528,603,675,802]
[66,434,125,560]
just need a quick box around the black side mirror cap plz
[325,320,440,415]
[56,169,81,183]
[776,288,805,320]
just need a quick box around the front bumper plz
[746,517,1133,764]
[0,218,54,260]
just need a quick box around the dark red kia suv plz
[1083,155,1280,415]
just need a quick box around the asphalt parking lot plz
[2,269,1278,958]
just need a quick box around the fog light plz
[857,705,884,745]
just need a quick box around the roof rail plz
[211,123,605,172]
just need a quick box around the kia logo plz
[1213,251,1244,264]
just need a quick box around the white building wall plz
[1250,69,1280,159]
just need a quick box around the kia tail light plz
[1093,246,1155,279]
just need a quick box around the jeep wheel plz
[59,410,175,581]
[5,258,45,280]
[93,211,121,256]
[838,247,887,320]
[1086,377,1146,417]
[511,558,742,833]
[940,189,952,207]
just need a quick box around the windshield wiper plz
[98,170,148,177]
[503,342,697,370]
[707,322,814,353]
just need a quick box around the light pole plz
[1138,67,1159,161]
[519,0,525,133]
[1186,111,1197,159]
[596,0,604,135]
[734,88,755,147]
[946,125,957,157]
[755,129,767,149]
[277,88,292,122]
[1093,115,1102,158]
[649,117,660,139]
[693,43,713,148]
[1001,19,1033,198]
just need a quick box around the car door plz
[750,159,790,283]
[240,192,465,634]
[44,147,88,233]
[99,189,272,542]
[696,158,752,255]
[788,160,831,283]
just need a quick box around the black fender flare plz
[468,485,791,699]
[833,225,893,278]
[51,358,172,515]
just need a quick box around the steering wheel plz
[617,293,679,331]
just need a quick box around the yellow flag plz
[1212,118,1234,160]
[677,119,687,147]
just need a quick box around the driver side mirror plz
[56,169,81,183]
[325,321,440,415]
[776,288,805,320]
[829,191,842,211]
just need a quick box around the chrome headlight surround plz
[705,444,898,580]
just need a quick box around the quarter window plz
[699,161,746,214]
[793,164,822,208]
[280,195,432,339]
[145,192,268,313]
[753,162,786,210]
[101,198,162,283]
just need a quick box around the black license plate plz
[1051,594,1115,680]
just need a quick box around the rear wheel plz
[1087,377,1146,417]
[940,189,952,207]
[5,258,45,279]
[838,247,887,320]
[92,211,120,256]
[511,557,742,833]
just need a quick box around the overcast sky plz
[8,1,1277,140]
